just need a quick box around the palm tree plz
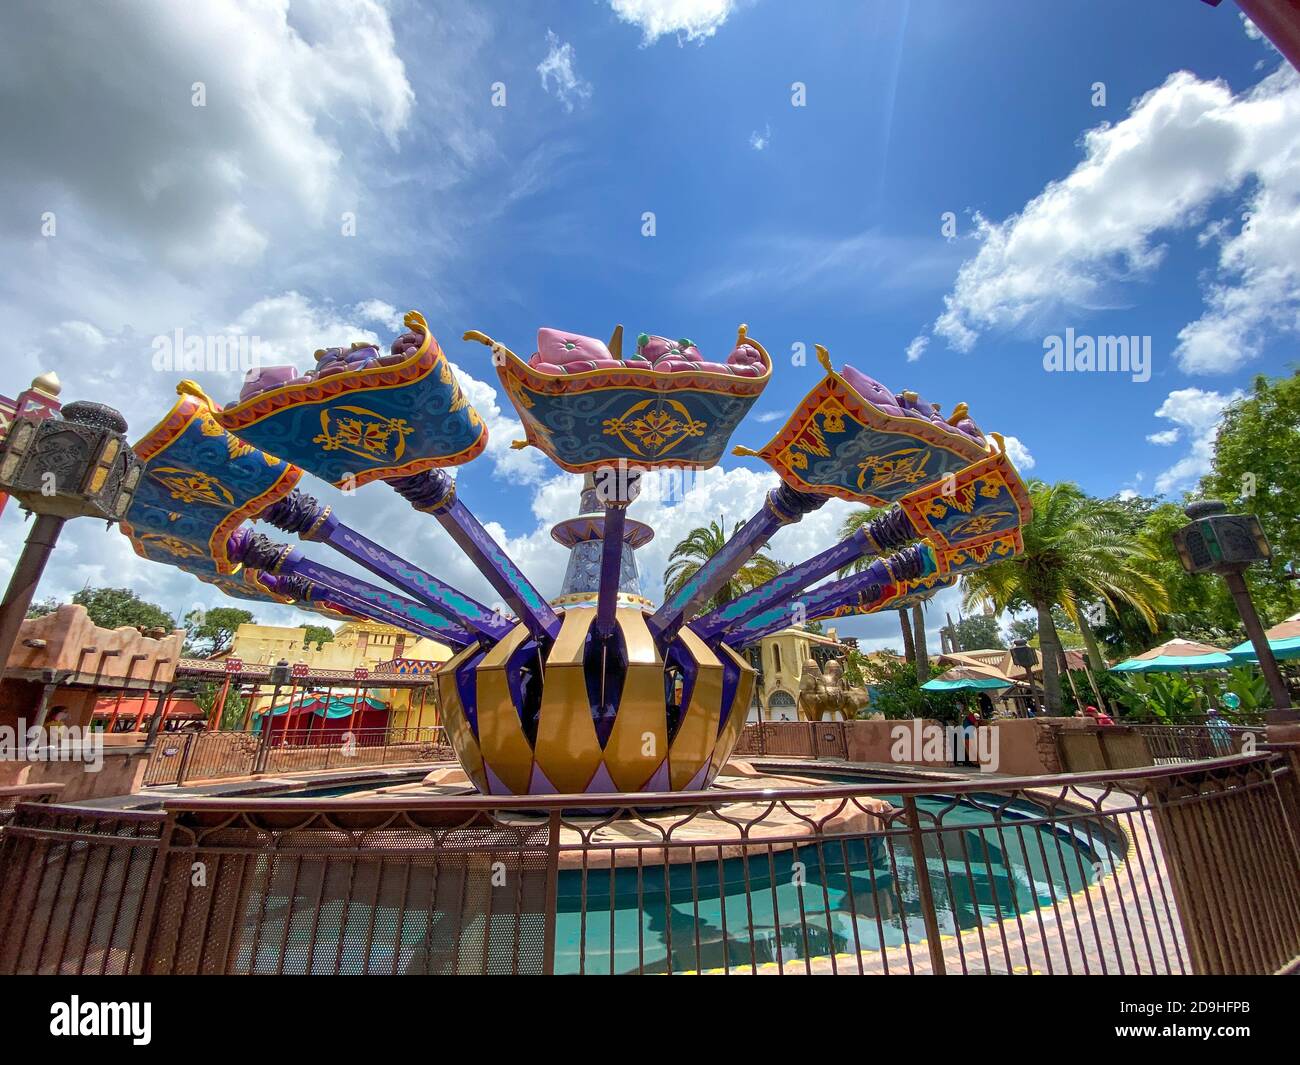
[912,601,929,675]
[839,508,918,664]
[959,481,1168,714]
[663,517,786,617]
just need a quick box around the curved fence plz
[1,752,1296,975]
[142,726,454,787]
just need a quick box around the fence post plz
[902,795,947,975]
[174,733,197,786]
[131,812,177,975]
[542,809,561,976]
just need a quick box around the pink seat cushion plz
[240,365,299,400]
[537,328,612,366]
[524,329,768,377]
[727,344,764,369]
[840,366,898,411]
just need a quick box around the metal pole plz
[31,675,61,730]
[255,681,282,773]
[902,796,947,974]
[209,673,232,731]
[0,514,67,680]
[1223,570,1292,712]
[239,677,256,731]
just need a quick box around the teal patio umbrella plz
[1110,638,1234,673]
[922,666,1014,692]
[1226,617,1300,663]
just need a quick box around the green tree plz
[191,679,249,730]
[1202,370,1300,563]
[1199,370,1300,622]
[663,517,785,616]
[302,624,336,651]
[959,482,1167,714]
[26,598,60,619]
[945,613,1005,651]
[63,587,176,631]
[839,508,918,663]
[1006,617,1038,643]
[184,606,254,657]
[860,655,961,724]
[1094,499,1244,655]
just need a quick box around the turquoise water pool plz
[226,771,1124,973]
[554,780,1124,973]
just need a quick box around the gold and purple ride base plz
[124,315,1030,796]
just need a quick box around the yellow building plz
[226,620,452,729]
[746,626,857,722]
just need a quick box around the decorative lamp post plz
[255,659,293,772]
[1172,500,1293,719]
[0,401,141,680]
[1010,638,1040,716]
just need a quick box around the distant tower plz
[549,473,655,610]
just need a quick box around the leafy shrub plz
[861,657,962,724]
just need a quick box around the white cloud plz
[537,30,592,112]
[0,3,596,637]
[352,299,405,332]
[749,123,771,151]
[1002,435,1036,471]
[904,335,928,362]
[1146,428,1181,445]
[608,0,740,44]
[448,358,550,484]
[753,410,785,424]
[221,292,381,370]
[1151,387,1243,495]
[1239,12,1277,53]
[919,64,1300,374]
[1117,488,1139,501]
[0,0,413,272]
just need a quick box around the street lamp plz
[0,401,141,679]
[254,659,294,773]
[1172,499,1293,719]
[1010,638,1040,716]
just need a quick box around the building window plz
[768,689,797,721]
[772,645,782,674]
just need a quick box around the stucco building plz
[223,620,453,729]
[746,626,858,722]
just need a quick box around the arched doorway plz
[767,689,797,722]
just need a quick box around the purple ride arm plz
[258,490,511,643]
[594,472,640,640]
[595,505,627,639]
[720,545,931,649]
[389,469,561,640]
[228,528,475,648]
[694,506,918,639]
[648,482,827,642]
[254,572,469,649]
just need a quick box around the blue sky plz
[1,0,1295,651]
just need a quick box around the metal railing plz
[2,753,1295,975]
[1130,723,1265,764]
[142,726,454,787]
[0,784,62,832]
[734,721,847,759]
